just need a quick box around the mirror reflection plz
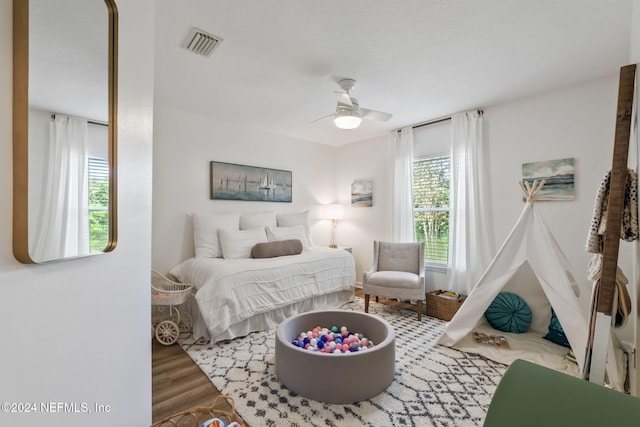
[13,0,117,263]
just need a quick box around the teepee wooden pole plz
[519,179,546,204]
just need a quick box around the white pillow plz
[219,227,268,259]
[240,212,277,230]
[267,225,309,250]
[193,212,240,258]
[277,210,313,246]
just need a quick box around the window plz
[88,156,109,252]
[413,154,450,264]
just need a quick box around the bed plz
[169,210,356,342]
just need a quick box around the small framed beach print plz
[522,157,575,201]
[210,161,292,202]
[351,180,373,207]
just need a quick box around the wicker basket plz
[150,395,244,427]
[426,290,466,321]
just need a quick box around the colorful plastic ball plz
[292,325,375,353]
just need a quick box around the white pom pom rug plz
[179,297,506,427]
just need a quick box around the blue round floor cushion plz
[484,292,532,333]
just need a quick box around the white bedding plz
[170,247,356,342]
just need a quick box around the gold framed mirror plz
[13,0,118,263]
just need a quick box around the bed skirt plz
[189,289,355,342]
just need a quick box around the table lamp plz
[323,204,344,248]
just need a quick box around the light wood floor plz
[151,288,422,425]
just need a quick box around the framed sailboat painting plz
[210,161,292,202]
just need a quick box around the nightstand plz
[327,246,352,253]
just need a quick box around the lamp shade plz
[323,204,344,220]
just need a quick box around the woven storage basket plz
[150,395,244,427]
[426,290,466,321]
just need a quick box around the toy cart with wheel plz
[151,270,194,345]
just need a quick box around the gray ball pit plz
[275,310,395,404]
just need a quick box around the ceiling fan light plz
[334,110,362,129]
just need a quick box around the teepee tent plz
[438,181,590,375]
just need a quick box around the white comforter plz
[170,247,356,341]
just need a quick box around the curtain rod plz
[51,113,108,127]
[396,109,484,132]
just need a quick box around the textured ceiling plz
[154,0,633,146]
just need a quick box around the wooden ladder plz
[587,63,636,385]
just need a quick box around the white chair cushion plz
[378,242,420,274]
[366,271,420,289]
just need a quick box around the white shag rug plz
[179,298,506,427]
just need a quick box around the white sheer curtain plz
[32,115,90,261]
[390,126,415,242]
[448,111,495,293]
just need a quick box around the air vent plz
[183,27,223,57]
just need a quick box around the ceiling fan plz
[311,79,392,129]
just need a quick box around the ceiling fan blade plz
[360,108,392,122]
[310,112,336,124]
[334,91,353,108]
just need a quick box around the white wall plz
[486,75,620,303]
[0,1,155,426]
[152,104,338,273]
[334,134,391,283]
[337,75,622,300]
[632,0,640,64]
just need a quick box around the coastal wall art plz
[522,157,575,201]
[351,180,373,207]
[210,161,292,202]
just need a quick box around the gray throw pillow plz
[251,239,303,258]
